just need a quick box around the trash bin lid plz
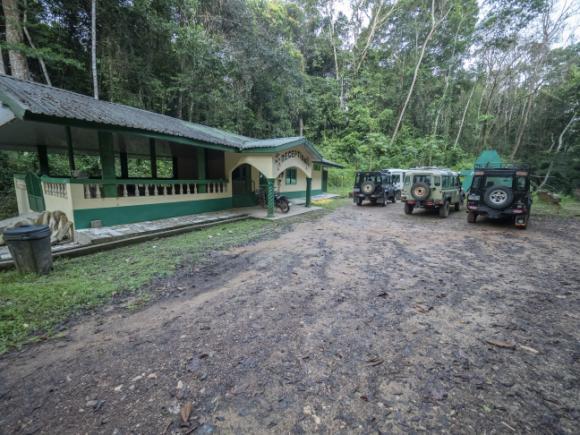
[3,224,51,241]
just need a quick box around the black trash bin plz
[4,225,53,275]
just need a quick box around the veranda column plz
[66,126,76,173]
[267,178,275,218]
[197,147,206,193]
[149,138,158,178]
[305,177,312,207]
[98,131,116,197]
[37,145,49,175]
[172,156,179,179]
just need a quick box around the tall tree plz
[2,0,30,79]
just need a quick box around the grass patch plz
[532,193,580,218]
[0,218,277,354]
[0,197,350,354]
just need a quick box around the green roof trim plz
[0,74,326,158]
[314,158,344,169]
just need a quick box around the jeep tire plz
[439,201,450,218]
[484,185,514,210]
[404,203,414,215]
[454,201,461,211]
[361,181,376,195]
[467,211,477,223]
[411,182,430,200]
[356,197,363,206]
[395,190,401,201]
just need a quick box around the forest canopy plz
[0,0,579,214]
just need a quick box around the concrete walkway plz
[0,193,337,261]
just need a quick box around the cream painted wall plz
[42,183,75,224]
[277,166,322,193]
[69,183,230,211]
[312,168,322,190]
[225,153,274,179]
[14,178,31,214]
[272,145,314,179]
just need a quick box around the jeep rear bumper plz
[466,203,529,219]
[404,199,444,208]
[354,193,383,199]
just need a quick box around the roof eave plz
[20,112,239,152]
[241,138,323,159]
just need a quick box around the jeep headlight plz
[468,194,480,200]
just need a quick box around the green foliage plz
[0,0,578,201]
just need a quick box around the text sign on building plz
[274,149,310,171]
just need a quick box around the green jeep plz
[401,168,463,218]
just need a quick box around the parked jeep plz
[353,171,396,206]
[381,168,405,200]
[466,164,532,229]
[401,168,463,217]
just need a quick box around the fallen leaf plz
[180,402,193,425]
[414,304,433,313]
[365,357,384,367]
[519,344,539,354]
[485,339,516,350]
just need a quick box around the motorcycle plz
[255,188,290,213]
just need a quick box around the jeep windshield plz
[472,174,527,191]
[356,174,382,184]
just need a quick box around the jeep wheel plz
[454,201,461,211]
[438,201,450,218]
[370,198,377,206]
[467,211,477,223]
[356,197,363,206]
[411,182,430,200]
[404,203,414,215]
[391,194,397,203]
[395,190,401,201]
[515,213,529,230]
[484,186,514,210]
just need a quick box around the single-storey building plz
[0,75,342,229]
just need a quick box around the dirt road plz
[1,202,579,434]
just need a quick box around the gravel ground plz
[0,202,578,434]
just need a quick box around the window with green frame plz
[285,168,297,185]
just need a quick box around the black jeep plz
[353,171,396,206]
[466,164,532,229]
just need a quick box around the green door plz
[25,172,45,212]
[232,164,256,207]
[322,169,328,192]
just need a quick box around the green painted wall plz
[74,197,233,229]
[282,189,322,199]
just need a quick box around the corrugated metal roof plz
[0,75,317,154]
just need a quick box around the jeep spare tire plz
[361,181,375,195]
[484,185,513,209]
[411,182,430,200]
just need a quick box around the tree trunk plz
[453,84,475,149]
[390,0,451,146]
[21,10,51,86]
[0,47,6,75]
[538,113,577,189]
[91,0,99,100]
[2,0,30,80]
[510,91,534,159]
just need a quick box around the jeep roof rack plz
[474,163,530,170]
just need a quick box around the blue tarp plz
[461,150,502,191]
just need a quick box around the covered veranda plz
[0,75,342,231]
